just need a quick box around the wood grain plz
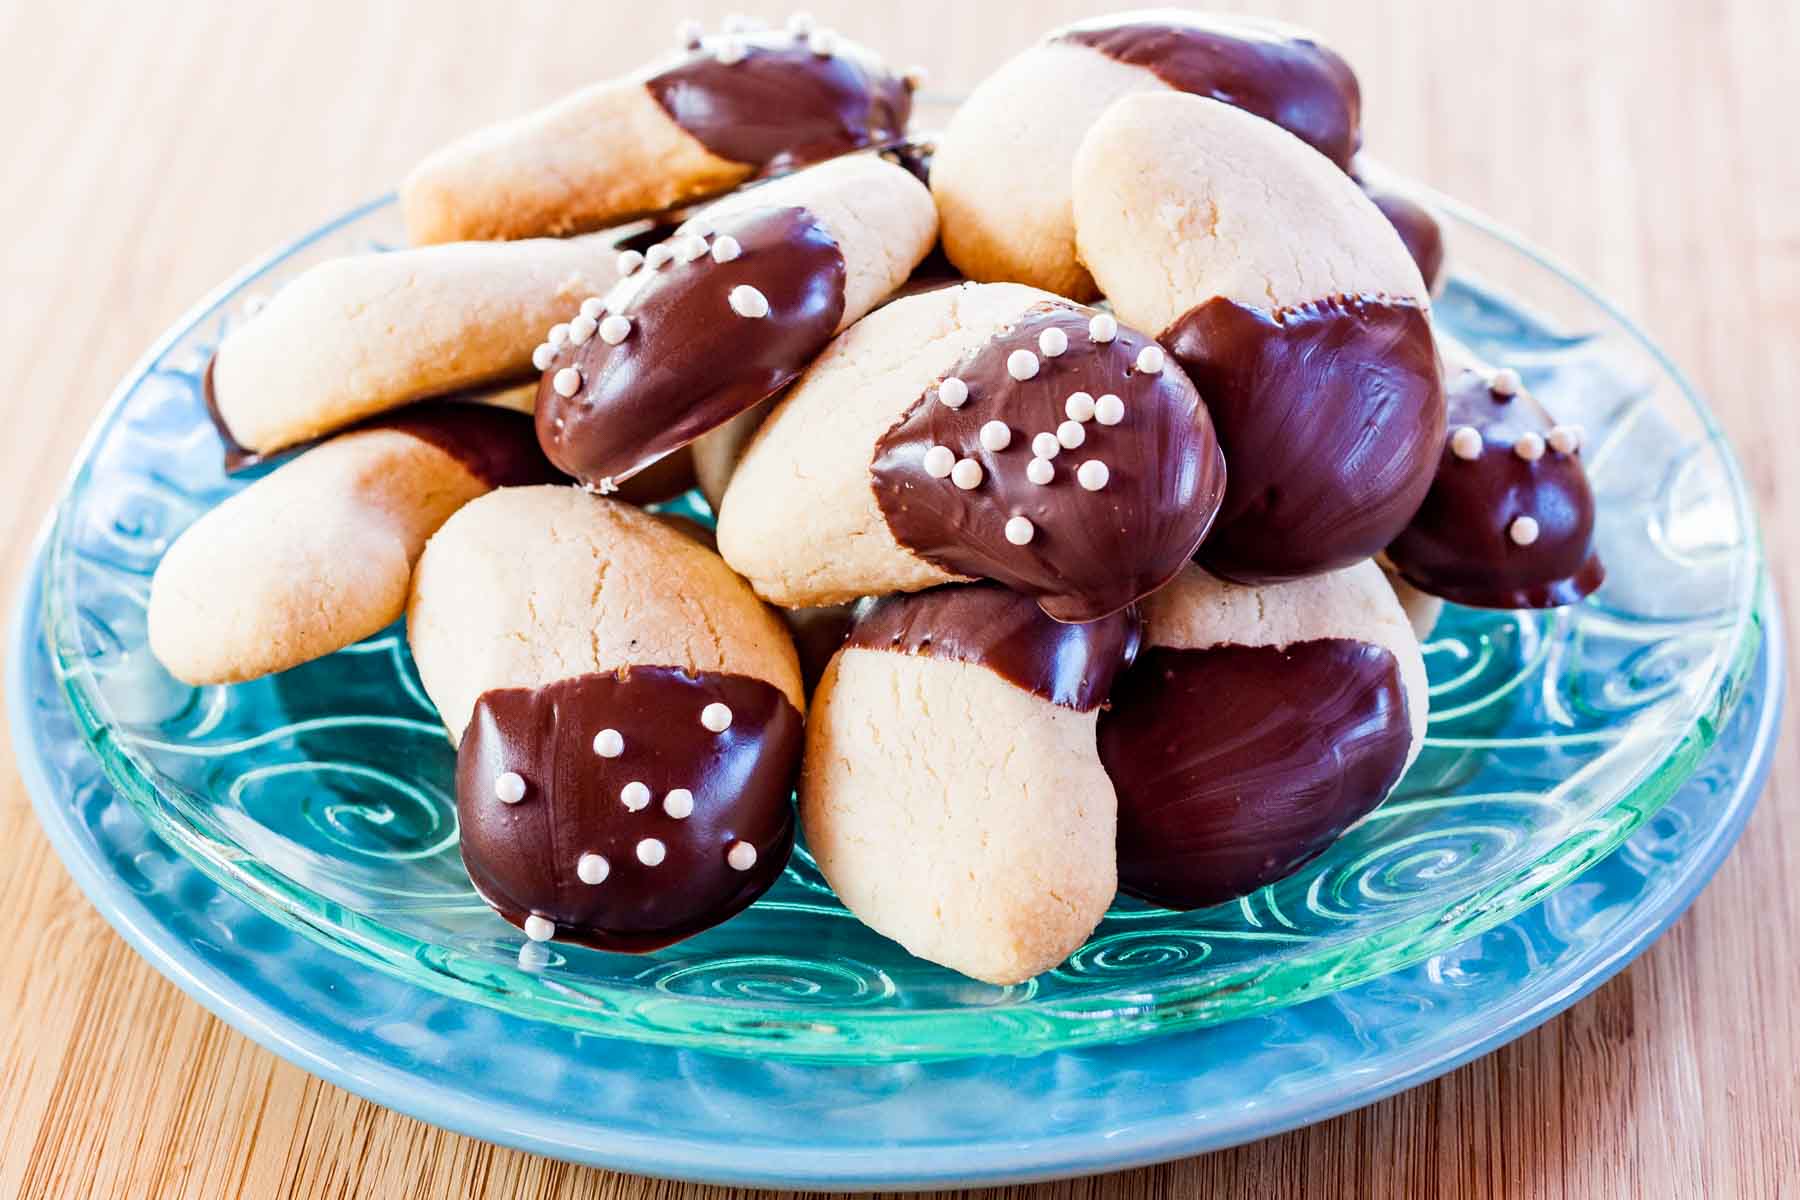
[2,1,1796,1196]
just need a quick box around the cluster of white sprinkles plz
[498,698,758,942]
[923,316,1134,546]
[531,216,775,395]
[679,11,844,63]
[1443,375,1585,549]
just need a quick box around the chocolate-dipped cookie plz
[1098,562,1427,910]
[149,406,559,686]
[1386,361,1604,608]
[717,282,1226,621]
[401,16,913,245]
[802,585,1138,984]
[532,154,935,490]
[409,485,805,949]
[932,11,1359,298]
[206,235,618,458]
[1073,92,1444,583]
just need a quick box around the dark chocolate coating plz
[1055,12,1361,169]
[872,302,1227,623]
[457,666,802,952]
[1386,366,1604,608]
[1162,295,1444,583]
[844,584,1141,712]
[1359,178,1445,294]
[374,402,564,490]
[535,206,846,489]
[646,31,912,177]
[1098,638,1412,910]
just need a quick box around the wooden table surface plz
[3,1,1795,1196]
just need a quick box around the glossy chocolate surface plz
[1359,177,1445,294]
[872,302,1227,623]
[1386,366,1604,608]
[457,666,802,951]
[646,30,912,176]
[845,584,1141,711]
[536,206,846,489]
[1163,295,1443,583]
[1098,638,1412,910]
[1055,12,1361,169]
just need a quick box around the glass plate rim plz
[40,190,1768,1062]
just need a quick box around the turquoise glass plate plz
[39,189,1764,1061]
[14,546,1781,1187]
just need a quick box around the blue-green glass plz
[43,192,1763,1062]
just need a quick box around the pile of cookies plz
[147,10,1603,985]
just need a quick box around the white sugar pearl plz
[810,28,836,55]
[1026,457,1055,485]
[1031,432,1061,459]
[1491,367,1522,396]
[494,771,527,804]
[1093,393,1125,425]
[637,838,668,866]
[1514,432,1546,461]
[701,702,734,732]
[922,445,956,478]
[728,841,759,871]
[553,367,582,397]
[645,242,674,268]
[1007,349,1040,381]
[1038,327,1069,358]
[711,234,742,263]
[1548,424,1583,454]
[531,343,556,371]
[1135,344,1166,374]
[599,314,631,345]
[1057,420,1086,449]
[678,17,704,47]
[663,788,695,819]
[523,914,556,942]
[903,64,930,90]
[1450,426,1484,460]
[979,420,1012,452]
[1088,313,1118,343]
[937,377,969,408]
[621,780,651,811]
[592,728,624,758]
[568,314,597,345]
[1065,391,1096,422]
[1509,516,1541,546]
[729,284,770,318]
[788,11,815,35]
[548,323,571,348]
[616,250,645,276]
[1004,515,1035,545]
[576,853,610,885]
[1077,460,1110,491]
[676,234,710,262]
[951,458,983,490]
[716,40,747,64]
[580,296,606,320]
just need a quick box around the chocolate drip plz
[457,666,802,952]
[1386,366,1603,608]
[1055,13,1361,169]
[1359,178,1445,294]
[535,206,846,489]
[647,32,912,177]
[872,302,1227,623]
[845,584,1141,711]
[1098,639,1412,910]
[1162,295,1443,583]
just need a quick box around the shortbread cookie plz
[401,18,913,245]
[1098,562,1427,910]
[1073,92,1444,583]
[1384,566,1444,639]
[207,235,617,456]
[717,282,1226,621]
[148,406,557,686]
[533,154,935,489]
[932,12,1360,297]
[802,585,1137,984]
[1386,361,1603,608]
[409,485,803,950]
